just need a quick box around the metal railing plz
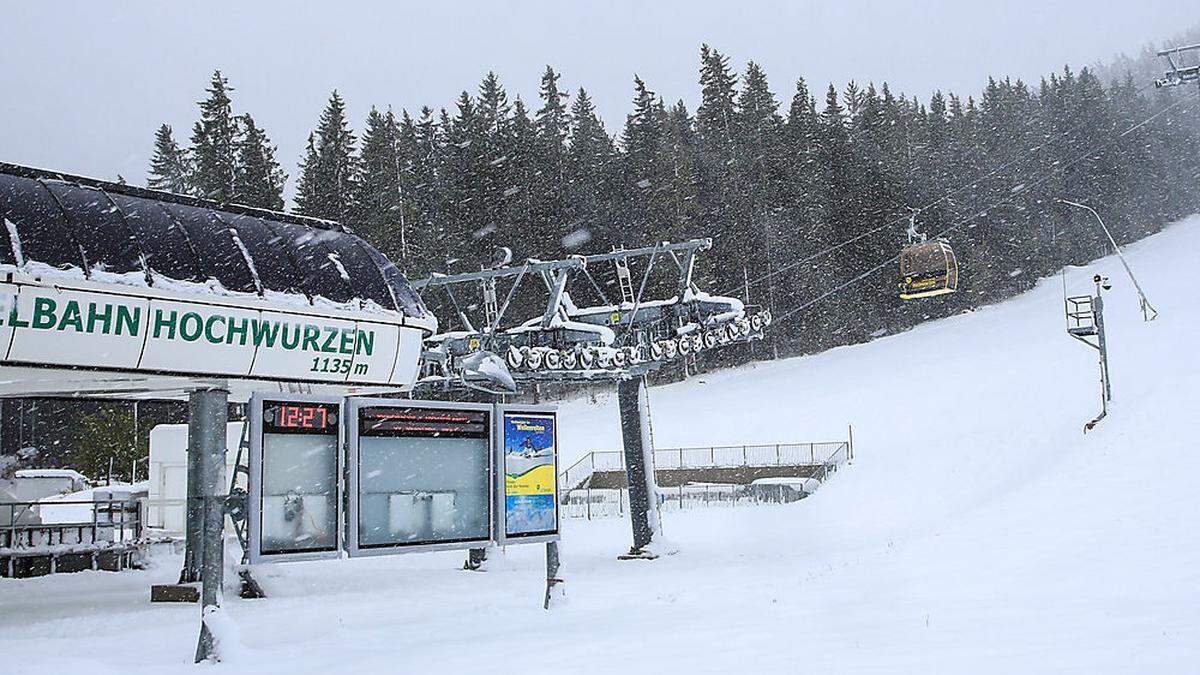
[1,498,142,552]
[560,440,852,491]
[561,440,851,520]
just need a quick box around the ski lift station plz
[0,159,778,662]
[0,162,572,661]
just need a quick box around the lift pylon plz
[1155,44,1200,89]
[1064,275,1112,433]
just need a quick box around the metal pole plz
[618,375,659,557]
[180,395,206,584]
[1057,198,1158,321]
[543,540,562,609]
[193,387,229,663]
[1083,277,1112,433]
[1095,278,1112,404]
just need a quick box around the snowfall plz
[2,217,1198,674]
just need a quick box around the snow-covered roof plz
[14,468,87,481]
[0,162,429,321]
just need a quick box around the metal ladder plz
[225,423,265,598]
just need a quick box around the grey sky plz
[1,1,1192,198]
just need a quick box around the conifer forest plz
[153,42,1200,363]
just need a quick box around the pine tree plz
[694,45,742,295]
[355,107,403,253]
[619,76,668,247]
[533,66,571,252]
[147,124,192,195]
[504,97,541,257]
[295,90,358,223]
[475,73,512,253]
[696,44,739,153]
[294,133,320,215]
[234,114,285,210]
[662,100,702,242]
[440,91,489,268]
[566,88,616,256]
[734,61,785,350]
[190,71,239,203]
[405,107,444,273]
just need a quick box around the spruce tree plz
[233,114,285,210]
[619,76,668,247]
[295,90,359,223]
[406,107,444,273]
[147,124,192,195]
[475,73,512,252]
[567,88,616,256]
[734,61,784,347]
[355,107,403,253]
[662,100,702,243]
[190,71,239,203]
[440,92,488,267]
[533,66,571,252]
[294,133,320,215]
[505,97,541,257]
[694,45,741,294]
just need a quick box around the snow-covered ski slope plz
[2,217,1198,674]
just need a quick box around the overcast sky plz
[1,1,1193,199]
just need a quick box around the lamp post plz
[1056,198,1158,322]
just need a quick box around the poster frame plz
[494,404,561,547]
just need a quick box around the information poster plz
[503,413,557,537]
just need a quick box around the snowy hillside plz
[1,217,1197,674]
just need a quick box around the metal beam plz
[580,239,711,265]
[413,257,585,290]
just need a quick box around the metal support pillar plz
[617,375,660,557]
[1087,279,1112,432]
[180,396,207,583]
[463,547,488,571]
[1067,275,1113,433]
[543,540,562,609]
[192,387,229,663]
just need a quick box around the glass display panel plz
[503,413,558,537]
[259,401,339,555]
[357,407,490,548]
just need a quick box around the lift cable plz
[769,88,1198,325]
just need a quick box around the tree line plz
[151,45,1200,364]
[8,39,1195,477]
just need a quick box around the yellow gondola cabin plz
[899,241,958,299]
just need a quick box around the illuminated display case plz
[243,395,557,564]
[247,393,344,564]
[345,398,494,556]
[494,404,559,546]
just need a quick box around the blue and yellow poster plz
[503,413,557,536]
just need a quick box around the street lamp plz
[1056,198,1158,322]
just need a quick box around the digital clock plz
[263,401,338,434]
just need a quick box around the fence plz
[560,441,852,492]
[561,440,851,520]
[1,498,142,551]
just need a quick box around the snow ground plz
[2,217,1199,673]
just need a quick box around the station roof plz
[0,162,427,319]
